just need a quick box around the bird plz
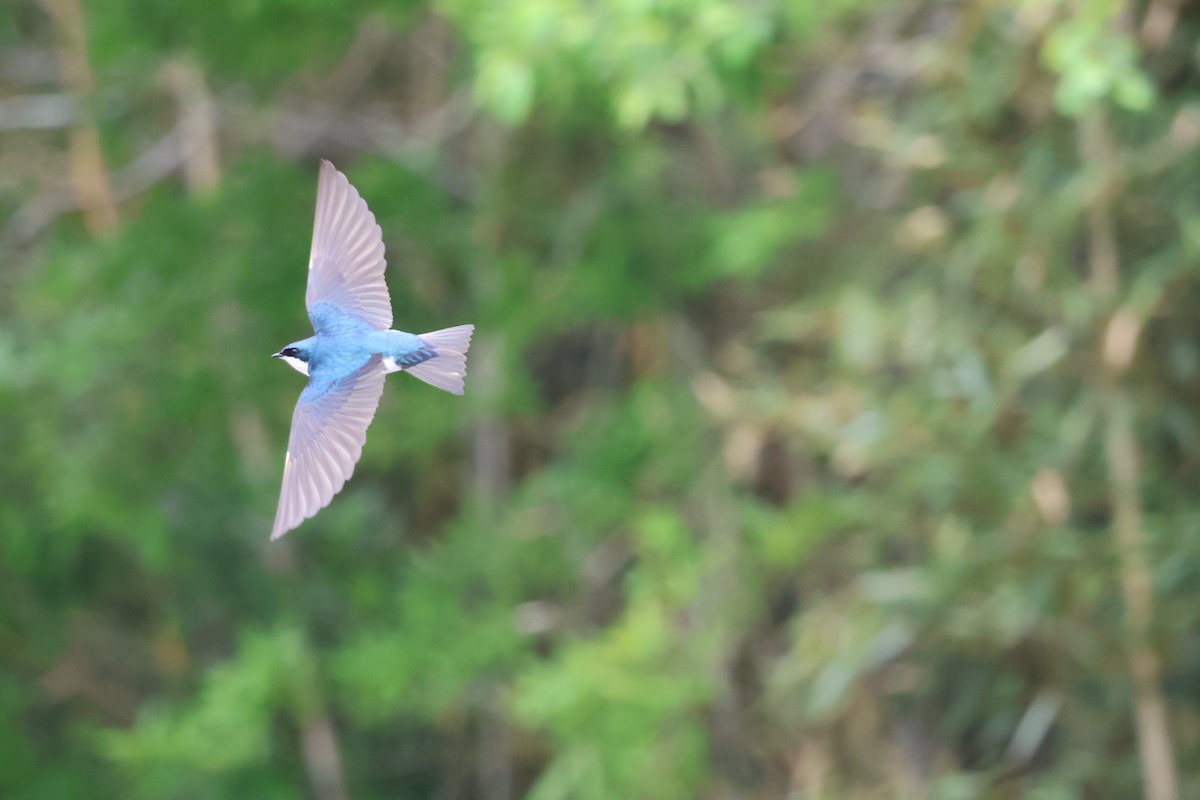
[269,160,473,540]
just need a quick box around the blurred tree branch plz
[161,59,220,194]
[40,0,116,234]
[1083,109,1178,800]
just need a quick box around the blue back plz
[308,302,376,381]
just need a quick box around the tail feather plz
[419,324,474,353]
[407,324,473,395]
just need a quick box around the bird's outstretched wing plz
[306,160,392,332]
[271,356,386,540]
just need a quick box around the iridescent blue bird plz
[269,160,473,540]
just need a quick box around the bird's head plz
[272,343,312,376]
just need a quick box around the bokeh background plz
[3,0,1200,797]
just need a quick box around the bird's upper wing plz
[271,356,386,540]
[306,160,392,332]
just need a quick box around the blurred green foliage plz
[3,0,1200,798]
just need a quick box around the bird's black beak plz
[271,351,282,358]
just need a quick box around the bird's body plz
[269,161,473,540]
[275,306,436,379]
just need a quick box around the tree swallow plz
[269,160,473,540]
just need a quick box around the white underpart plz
[279,355,310,376]
[382,356,403,374]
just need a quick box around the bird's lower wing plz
[271,356,386,540]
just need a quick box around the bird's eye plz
[283,348,299,357]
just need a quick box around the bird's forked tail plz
[406,324,474,395]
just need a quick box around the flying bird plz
[269,160,473,540]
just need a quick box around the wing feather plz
[270,356,387,540]
[306,160,393,332]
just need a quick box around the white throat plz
[279,355,310,376]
